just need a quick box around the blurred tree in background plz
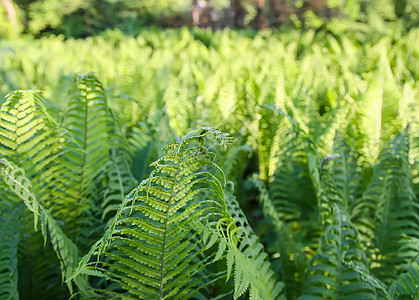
[0,0,418,38]
[0,0,20,38]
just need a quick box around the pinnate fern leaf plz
[0,203,21,300]
[300,159,388,299]
[353,131,419,282]
[55,73,115,238]
[70,127,234,299]
[101,146,137,223]
[0,158,90,296]
[389,258,419,299]
[0,90,62,203]
[225,192,285,300]
[300,202,387,299]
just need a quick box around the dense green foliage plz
[0,24,418,299]
[1,0,418,37]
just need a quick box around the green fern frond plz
[101,146,137,223]
[356,51,403,166]
[300,155,390,299]
[127,126,153,176]
[300,203,387,300]
[250,175,282,232]
[353,131,419,282]
[0,88,68,297]
[0,158,90,296]
[54,73,115,239]
[222,145,252,191]
[100,114,137,225]
[358,71,383,165]
[70,127,233,299]
[128,111,177,181]
[257,106,281,180]
[225,192,285,300]
[17,227,71,299]
[269,127,316,223]
[316,100,353,157]
[389,257,419,299]
[258,105,317,223]
[318,154,348,221]
[0,203,21,300]
[251,174,317,300]
[253,105,324,299]
[0,90,62,203]
[332,131,363,207]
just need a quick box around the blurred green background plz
[1,0,418,39]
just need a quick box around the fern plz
[353,131,419,282]
[300,163,388,299]
[258,105,318,223]
[268,121,316,223]
[256,106,281,180]
[100,108,138,224]
[224,192,285,300]
[0,27,417,300]
[0,89,74,298]
[197,179,286,298]
[101,146,137,224]
[0,158,90,296]
[54,73,114,241]
[251,174,316,300]
[332,131,363,208]
[389,257,419,299]
[0,90,62,203]
[70,127,235,299]
[358,68,384,165]
[222,145,252,192]
[0,203,21,300]
[300,204,385,299]
[254,105,321,299]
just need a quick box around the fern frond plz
[0,90,62,203]
[259,104,318,223]
[101,146,137,223]
[269,126,316,223]
[352,131,419,282]
[0,158,90,296]
[389,257,419,299]
[250,175,282,232]
[256,106,281,180]
[54,73,114,239]
[0,203,21,300]
[99,113,137,226]
[254,105,324,299]
[71,127,233,299]
[316,100,353,156]
[222,145,252,191]
[300,154,391,299]
[225,192,285,300]
[356,51,402,166]
[300,203,387,300]
[358,71,384,165]
[251,174,317,299]
[332,131,363,207]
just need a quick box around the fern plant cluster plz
[0,25,418,299]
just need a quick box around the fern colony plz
[0,26,418,299]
